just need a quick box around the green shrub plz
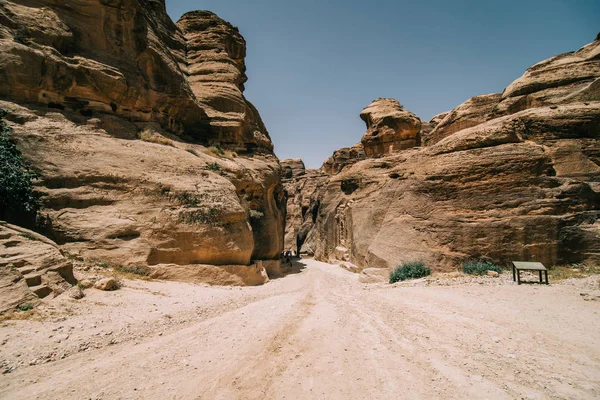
[463,260,502,275]
[206,162,220,171]
[0,110,39,226]
[17,303,33,312]
[389,262,431,283]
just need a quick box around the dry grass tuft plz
[138,128,174,147]
[548,264,600,281]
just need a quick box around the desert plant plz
[115,265,150,276]
[206,162,220,171]
[186,148,199,157]
[463,259,502,275]
[17,303,33,312]
[389,262,431,283]
[0,109,39,226]
[138,127,174,147]
[19,232,38,241]
[248,209,264,220]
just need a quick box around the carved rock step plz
[24,273,42,287]
[30,284,52,299]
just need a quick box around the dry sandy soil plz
[1,259,600,399]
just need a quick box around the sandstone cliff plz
[289,37,600,272]
[0,0,285,290]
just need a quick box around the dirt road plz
[1,259,599,399]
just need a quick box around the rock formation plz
[321,143,366,175]
[0,0,285,292]
[360,98,422,157]
[0,222,76,314]
[281,165,329,254]
[280,158,306,179]
[287,36,600,273]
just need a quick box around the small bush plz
[17,303,33,312]
[19,232,38,241]
[0,109,39,226]
[206,162,220,171]
[463,260,502,275]
[389,262,431,283]
[186,148,199,157]
[138,127,174,147]
[115,265,149,276]
[248,209,264,220]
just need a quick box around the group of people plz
[281,249,298,266]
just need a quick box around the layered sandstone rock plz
[0,1,285,286]
[419,111,449,143]
[0,222,76,313]
[360,98,422,157]
[426,94,501,144]
[289,37,600,273]
[281,167,329,254]
[178,11,273,152]
[321,143,366,175]
[280,158,306,179]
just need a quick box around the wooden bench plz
[512,261,548,285]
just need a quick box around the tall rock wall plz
[290,37,600,271]
[0,1,285,285]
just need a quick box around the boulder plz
[94,278,120,291]
[360,99,422,157]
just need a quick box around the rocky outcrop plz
[0,1,285,286]
[289,37,600,273]
[419,111,449,143]
[280,158,306,179]
[360,98,422,157]
[426,94,501,144]
[281,167,329,254]
[321,143,366,175]
[0,222,76,314]
[178,11,273,152]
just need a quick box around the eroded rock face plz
[281,166,329,254]
[426,94,501,145]
[360,98,422,157]
[0,1,285,285]
[280,158,306,179]
[321,143,366,175]
[178,11,273,152]
[0,222,76,314]
[419,111,449,143]
[289,38,600,272]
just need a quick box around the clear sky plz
[166,0,599,168]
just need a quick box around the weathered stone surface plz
[426,94,501,145]
[0,222,76,313]
[280,158,306,179]
[281,167,330,254]
[288,38,600,272]
[321,143,366,175]
[177,11,273,152]
[94,277,119,291]
[360,98,422,157]
[149,262,269,286]
[420,111,449,143]
[0,2,285,286]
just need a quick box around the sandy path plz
[1,259,599,399]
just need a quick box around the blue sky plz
[166,0,599,168]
